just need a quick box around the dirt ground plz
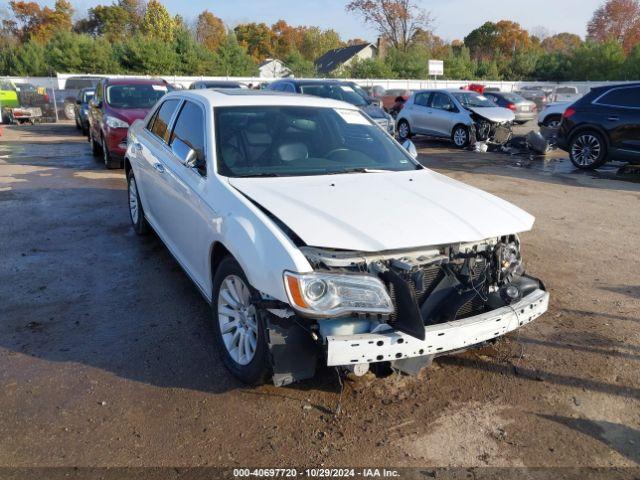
[0,122,639,472]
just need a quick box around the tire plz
[543,115,562,128]
[75,116,81,130]
[64,102,75,120]
[451,125,470,149]
[90,129,101,157]
[126,169,150,236]
[569,130,608,170]
[102,135,120,169]
[211,256,271,385]
[397,120,411,140]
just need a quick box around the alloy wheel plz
[128,176,139,224]
[217,275,258,366]
[398,122,409,139]
[453,127,467,147]
[571,134,601,167]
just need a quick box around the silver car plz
[483,92,537,124]
[396,89,515,148]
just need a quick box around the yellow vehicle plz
[0,80,20,108]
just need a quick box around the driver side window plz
[430,92,454,111]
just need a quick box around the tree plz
[346,0,432,51]
[271,20,304,58]
[284,50,316,77]
[14,39,48,75]
[587,0,640,53]
[195,10,226,52]
[384,44,428,78]
[9,0,73,43]
[347,57,395,78]
[76,2,136,41]
[443,45,475,79]
[299,27,342,61]
[214,33,258,76]
[234,22,274,61]
[140,0,176,42]
[114,34,179,73]
[570,40,626,80]
[44,30,83,72]
[541,33,582,55]
[174,26,217,75]
[464,22,498,60]
[623,43,640,77]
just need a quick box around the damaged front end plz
[470,113,513,147]
[263,237,549,386]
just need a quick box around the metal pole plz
[51,76,59,123]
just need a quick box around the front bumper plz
[326,288,549,367]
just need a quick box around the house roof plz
[258,58,284,68]
[314,43,374,75]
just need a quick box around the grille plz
[455,294,487,320]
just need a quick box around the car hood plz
[467,106,515,123]
[108,108,150,125]
[229,169,534,252]
[360,104,387,119]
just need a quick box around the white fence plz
[2,73,637,94]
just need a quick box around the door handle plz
[607,116,619,121]
[153,162,165,173]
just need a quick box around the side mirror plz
[402,139,418,159]
[172,138,198,168]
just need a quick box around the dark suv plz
[557,83,640,170]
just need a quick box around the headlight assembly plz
[105,115,129,129]
[283,271,394,317]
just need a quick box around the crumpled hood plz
[229,169,534,252]
[468,106,515,123]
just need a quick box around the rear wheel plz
[543,115,562,128]
[90,129,101,157]
[211,256,271,385]
[569,130,608,170]
[397,120,411,140]
[126,169,150,235]
[64,102,75,120]
[452,125,470,148]
[102,135,120,169]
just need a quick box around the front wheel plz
[102,136,119,169]
[64,102,75,120]
[569,131,607,170]
[212,256,271,385]
[127,170,150,235]
[397,120,411,140]
[452,125,470,148]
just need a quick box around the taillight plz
[563,107,576,119]
[507,103,516,111]
[44,93,50,102]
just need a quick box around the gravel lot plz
[1,121,639,471]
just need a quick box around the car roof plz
[104,78,167,86]
[162,89,361,109]
[272,79,352,86]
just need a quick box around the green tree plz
[44,30,83,72]
[533,52,573,81]
[213,34,258,76]
[475,59,501,79]
[283,50,316,77]
[443,45,475,79]
[623,43,640,78]
[299,27,342,61]
[114,34,178,74]
[140,0,176,42]
[77,35,119,73]
[14,39,48,75]
[384,45,428,78]
[173,27,217,75]
[347,57,395,78]
[569,40,626,80]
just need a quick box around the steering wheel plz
[325,148,351,160]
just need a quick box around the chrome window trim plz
[167,97,209,178]
[592,85,640,110]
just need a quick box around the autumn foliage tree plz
[346,0,432,51]
[587,0,640,53]
[195,10,226,52]
[9,0,73,43]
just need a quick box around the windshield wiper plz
[327,168,389,175]
[235,173,281,178]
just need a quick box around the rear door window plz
[148,99,180,143]
[169,101,206,174]
[414,92,430,107]
[597,87,640,108]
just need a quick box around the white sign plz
[428,59,444,76]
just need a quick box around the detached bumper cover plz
[326,288,549,367]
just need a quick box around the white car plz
[125,89,549,386]
[396,89,515,148]
[537,102,570,128]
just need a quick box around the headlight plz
[283,271,394,317]
[496,237,524,282]
[105,115,129,129]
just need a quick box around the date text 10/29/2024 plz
[233,468,401,478]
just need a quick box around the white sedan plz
[125,89,549,386]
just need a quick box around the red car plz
[88,78,171,169]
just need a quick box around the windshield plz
[215,106,420,177]
[452,92,496,108]
[106,84,169,109]
[299,84,368,107]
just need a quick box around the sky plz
[40,0,604,42]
